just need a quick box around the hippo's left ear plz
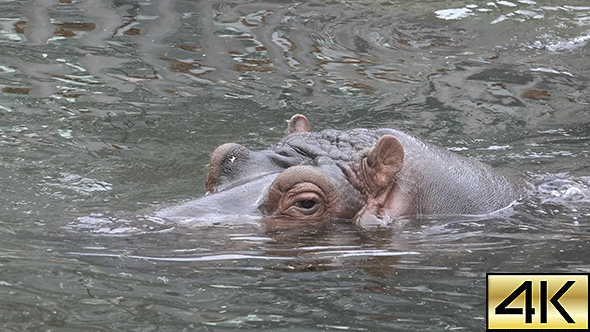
[365,135,404,191]
[286,114,310,136]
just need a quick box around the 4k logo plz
[487,274,589,330]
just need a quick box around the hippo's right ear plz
[285,114,310,136]
[365,135,404,191]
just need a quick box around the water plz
[1,0,589,330]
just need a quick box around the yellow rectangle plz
[487,274,589,330]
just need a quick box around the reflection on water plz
[0,0,589,330]
[2,0,589,132]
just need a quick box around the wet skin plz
[157,115,522,227]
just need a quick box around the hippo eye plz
[262,166,340,220]
[282,190,326,218]
[297,200,317,209]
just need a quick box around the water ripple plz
[68,252,294,262]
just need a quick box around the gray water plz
[1,0,589,330]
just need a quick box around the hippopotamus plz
[156,115,522,227]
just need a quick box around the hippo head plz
[158,114,519,228]
[204,115,408,225]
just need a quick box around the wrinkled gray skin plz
[157,115,522,227]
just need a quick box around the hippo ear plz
[365,135,404,190]
[286,114,310,135]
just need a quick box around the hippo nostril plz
[206,143,251,193]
